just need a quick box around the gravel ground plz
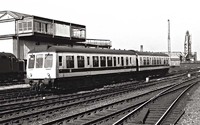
[177,82,200,125]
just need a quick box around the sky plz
[1,0,200,60]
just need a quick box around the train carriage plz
[136,51,169,77]
[0,52,25,82]
[26,46,170,91]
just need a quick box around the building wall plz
[0,21,15,36]
[0,39,14,53]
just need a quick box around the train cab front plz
[26,52,56,91]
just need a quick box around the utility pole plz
[168,19,171,65]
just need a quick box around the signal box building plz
[0,11,86,60]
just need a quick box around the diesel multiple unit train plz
[25,46,170,90]
[0,52,25,82]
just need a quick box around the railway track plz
[0,81,175,124]
[38,77,199,125]
[0,73,189,124]
[113,77,200,125]
[0,71,198,125]
[0,72,186,106]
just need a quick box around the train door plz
[58,54,64,77]
[85,55,91,68]
[136,54,139,72]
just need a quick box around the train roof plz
[29,46,137,55]
[132,51,169,57]
[0,52,17,58]
[29,46,169,57]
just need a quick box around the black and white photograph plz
[0,0,200,124]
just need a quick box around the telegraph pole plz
[168,19,171,65]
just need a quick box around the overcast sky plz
[2,0,200,60]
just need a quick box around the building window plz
[28,22,32,30]
[18,21,32,32]
[66,56,74,68]
[23,22,27,31]
[34,21,41,32]
[47,23,53,34]
[71,27,86,39]
[34,21,51,34]
[41,23,47,33]
[19,23,23,31]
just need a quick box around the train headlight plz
[47,73,51,78]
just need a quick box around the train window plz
[28,55,35,68]
[147,57,149,65]
[143,57,146,65]
[157,58,160,65]
[149,57,152,65]
[113,57,116,66]
[140,57,142,65]
[59,56,62,66]
[93,56,99,67]
[36,54,43,68]
[87,56,90,65]
[121,57,124,66]
[66,56,74,68]
[107,56,112,66]
[126,57,129,66]
[152,58,155,65]
[100,56,106,67]
[77,56,85,68]
[44,54,53,68]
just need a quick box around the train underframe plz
[27,68,169,92]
